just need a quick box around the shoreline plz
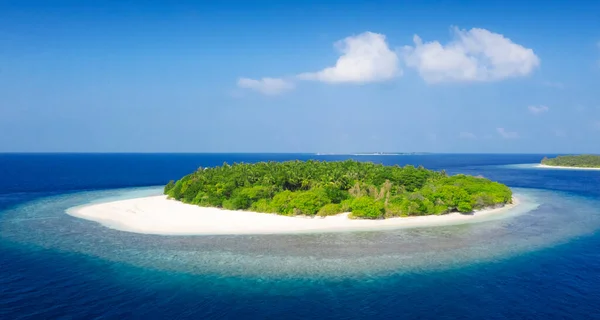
[536,164,600,171]
[66,195,521,236]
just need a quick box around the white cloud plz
[497,127,519,139]
[528,105,549,114]
[402,27,540,83]
[297,32,400,83]
[237,77,294,95]
[459,132,477,139]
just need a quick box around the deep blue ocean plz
[1,153,600,319]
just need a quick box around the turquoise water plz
[2,186,598,279]
[1,153,600,318]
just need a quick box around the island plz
[315,152,431,156]
[68,160,519,235]
[164,160,512,219]
[352,152,430,156]
[540,155,600,169]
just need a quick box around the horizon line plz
[0,152,593,155]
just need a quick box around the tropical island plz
[68,160,519,235]
[541,155,600,169]
[164,160,512,219]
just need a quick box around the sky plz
[1,0,599,153]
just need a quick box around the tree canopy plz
[541,155,600,168]
[164,160,512,219]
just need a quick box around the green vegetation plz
[164,160,512,219]
[541,155,600,168]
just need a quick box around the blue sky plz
[1,0,599,153]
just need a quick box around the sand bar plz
[536,164,600,171]
[66,195,521,235]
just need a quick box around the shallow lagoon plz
[2,186,599,280]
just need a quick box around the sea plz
[1,153,600,319]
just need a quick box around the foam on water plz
[503,163,600,171]
[2,187,600,280]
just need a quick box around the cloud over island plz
[528,105,549,115]
[237,77,294,95]
[497,127,519,139]
[402,27,540,83]
[297,32,400,83]
[237,27,540,95]
[459,132,477,139]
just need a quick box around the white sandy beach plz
[67,195,520,235]
[536,164,600,171]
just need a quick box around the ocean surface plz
[1,153,600,319]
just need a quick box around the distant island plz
[541,155,600,169]
[164,160,512,219]
[315,152,431,156]
[353,152,431,156]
